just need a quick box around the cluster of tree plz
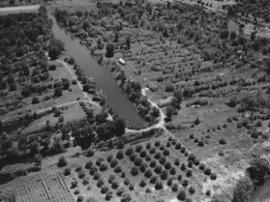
[232,156,270,202]
[227,0,270,23]
[0,6,65,103]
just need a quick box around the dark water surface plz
[48,14,146,129]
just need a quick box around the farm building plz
[118,58,126,65]
[158,96,174,107]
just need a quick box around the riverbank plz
[49,12,147,129]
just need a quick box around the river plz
[48,13,146,129]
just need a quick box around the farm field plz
[0,172,74,202]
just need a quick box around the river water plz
[48,14,146,129]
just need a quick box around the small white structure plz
[118,58,126,65]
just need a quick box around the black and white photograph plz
[0,0,270,201]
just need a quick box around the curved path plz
[125,88,167,134]
[35,60,167,134]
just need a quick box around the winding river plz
[48,13,146,129]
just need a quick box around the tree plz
[33,153,42,168]
[125,36,131,49]
[54,87,63,97]
[113,117,126,136]
[105,43,115,58]
[232,176,254,202]
[32,97,39,104]
[247,157,270,185]
[57,156,67,167]
[48,39,64,60]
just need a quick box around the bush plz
[108,174,116,183]
[101,185,109,194]
[135,145,143,153]
[159,145,165,151]
[199,163,206,170]
[145,155,151,162]
[74,189,80,195]
[175,143,181,150]
[219,138,227,145]
[129,185,134,191]
[124,178,130,185]
[189,186,195,194]
[71,180,78,188]
[110,159,118,168]
[155,141,161,147]
[57,156,67,167]
[170,167,176,175]
[210,173,217,180]
[140,150,147,158]
[165,84,174,92]
[146,143,151,150]
[134,157,143,167]
[97,179,104,187]
[188,154,196,162]
[150,148,156,154]
[75,165,82,172]
[188,161,193,168]
[32,97,39,104]
[83,178,89,185]
[100,163,108,172]
[164,162,172,170]
[177,190,186,201]
[129,154,137,162]
[163,149,170,156]
[89,165,98,175]
[121,171,126,178]
[154,152,161,159]
[180,147,186,153]
[145,169,153,178]
[181,163,186,171]
[186,169,192,177]
[155,180,163,190]
[172,183,179,192]
[159,157,166,165]
[167,177,173,186]
[154,165,163,174]
[96,158,105,166]
[85,161,93,169]
[93,172,101,180]
[78,170,85,179]
[116,187,125,197]
[130,167,139,176]
[177,175,182,181]
[105,191,113,201]
[116,150,124,159]
[140,164,147,173]
[150,175,158,184]
[64,167,71,176]
[87,148,95,157]
[182,179,189,187]
[114,166,122,173]
[166,142,171,148]
[150,160,157,168]
[111,181,119,189]
[77,195,84,202]
[139,179,146,187]
[160,170,168,180]
[174,159,180,166]
[204,168,211,175]
[107,155,114,162]
[125,147,134,156]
